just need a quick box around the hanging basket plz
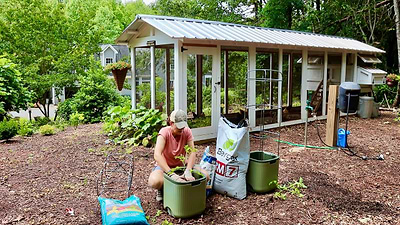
[112,68,128,91]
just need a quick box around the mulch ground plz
[1,111,399,224]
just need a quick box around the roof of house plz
[116,14,385,54]
[100,44,130,56]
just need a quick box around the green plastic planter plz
[163,169,206,218]
[247,151,279,193]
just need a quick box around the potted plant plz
[163,146,207,218]
[105,61,132,91]
[386,74,398,88]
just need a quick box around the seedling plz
[172,145,198,173]
[270,177,307,200]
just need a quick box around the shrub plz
[34,116,51,127]
[0,119,19,140]
[66,67,125,123]
[373,85,397,106]
[103,106,166,147]
[18,118,34,136]
[57,98,76,121]
[69,112,84,128]
[39,124,55,136]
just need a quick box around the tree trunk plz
[392,0,400,107]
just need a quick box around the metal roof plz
[116,14,385,54]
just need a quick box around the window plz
[105,58,113,65]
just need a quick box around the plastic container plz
[339,82,361,113]
[371,102,380,118]
[358,96,374,119]
[337,128,350,148]
[163,169,206,218]
[246,151,279,193]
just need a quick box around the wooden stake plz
[326,85,339,146]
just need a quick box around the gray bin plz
[358,96,374,119]
[371,102,380,118]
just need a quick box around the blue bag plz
[98,195,149,225]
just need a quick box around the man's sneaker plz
[156,189,163,202]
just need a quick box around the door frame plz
[182,47,220,140]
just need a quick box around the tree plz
[0,55,31,120]
[392,0,400,107]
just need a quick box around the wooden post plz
[326,85,339,146]
[224,50,229,115]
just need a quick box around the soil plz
[1,111,399,224]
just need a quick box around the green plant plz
[69,112,84,128]
[18,118,34,136]
[34,116,51,127]
[57,98,76,121]
[137,77,166,109]
[0,119,19,140]
[63,67,126,123]
[104,61,132,71]
[161,219,173,225]
[103,105,166,147]
[0,55,31,120]
[151,209,162,223]
[39,125,55,136]
[386,73,399,82]
[373,85,397,106]
[270,177,307,200]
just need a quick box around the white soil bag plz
[213,117,250,200]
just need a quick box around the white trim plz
[101,44,118,54]
[278,48,283,124]
[150,45,156,109]
[248,46,256,127]
[301,50,308,121]
[322,51,328,115]
[131,48,136,110]
[341,52,347,82]
[174,40,185,111]
[353,53,358,82]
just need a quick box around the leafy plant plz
[18,118,34,136]
[69,112,84,128]
[34,116,51,127]
[161,219,173,225]
[61,67,126,123]
[270,177,307,200]
[104,61,132,71]
[0,119,19,140]
[57,98,76,121]
[136,77,166,110]
[39,125,55,136]
[0,55,31,120]
[373,84,397,106]
[103,105,166,147]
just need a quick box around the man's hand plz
[169,173,185,182]
[183,169,195,181]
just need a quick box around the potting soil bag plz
[199,146,217,197]
[214,117,250,200]
[98,195,149,225]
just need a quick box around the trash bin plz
[358,96,374,119]
[371,102,380,118]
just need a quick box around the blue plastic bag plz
[98,195,149,225]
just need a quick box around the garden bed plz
[0,111,399,224]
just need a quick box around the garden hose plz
[275,139,335,150]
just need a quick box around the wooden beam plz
[301,50,308,121]
[183,43,217,48]
[196,55,203,115]
[353,53,358,82]
[127,30,138,35]
[166,48,171,115]
[248,46,256,127]
[278,48,283,124]
[224,50,229,115]
[326,85,339,146]
[341,52,347,83]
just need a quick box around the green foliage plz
[104,61,132,71]
[137,77,166,109]
[175,145,198,167]
[57,98,76,121]
[0,55,31,120]
[69,112,85,128]
[260,0,304,29]
[270,177,307,200]
[373,85,397,106]
[161,219,173,225]
[188,116,211,129]
[64,66,125,123]
[103,105,166,147]
[39,124,55,136]
[34,116,51,127]
[18,118,34,136]
[0,119,19,140]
